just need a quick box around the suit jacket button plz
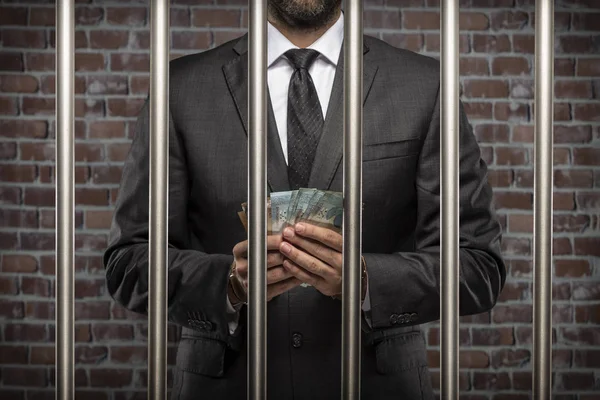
[390,314,399,325]
[398,314,406,324]
[204,321,213,331]
[410,313,418,322]
[292,333,303,348]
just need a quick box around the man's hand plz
[279,223,344,297]
[232,235,302,302]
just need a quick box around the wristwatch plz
[228,260,247,306]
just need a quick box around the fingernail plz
[283,227,294,238]
[295,223,305,233]
[281,243,291,254]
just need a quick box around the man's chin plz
[269,0,342,30]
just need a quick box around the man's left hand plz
[279,222,343,297]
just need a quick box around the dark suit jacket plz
[103,33,506,400]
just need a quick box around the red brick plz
[500,237,530,256]
[497,282,529,302]
[89,120,127,139]
[381,33,423,52]
[574,238,600,257]
[107,143,132,162]
[427,327,470,346]
[107,98,145,118]
[0,96,18,115]
[4,323,47,342]
[555,259,590,278]
[0,300,24,318]
[172,31,212,50]
[0,52,23,71]
[464,80,509,99]
[25,53,55,71]
[76,7,104,26]
[1,255,37,273]
[577,191,600,210]
[213,31,245,47]
[0,75,38,93]
[578,58,600,76]
[473,372,511,391]
[111,53,150,72]
[0,6,28,26]
[555,58,576,76]
[573,148,600,165]
[491,11,528,30]
[555,125,592,144]
[24,187,54,207]
[556,372,595,391]
[472,34,511,53]
[472,327,514,346]
[75,53,106,72]
[106,7,146,26]
[30,346,54,365]
[75,346,108,364]
[460,57,489,76]
[21,232,55,251]
[555,81,593,99]
[29,7,55,26]
[487,170,512,188]
[492,57,530,75]
[193,9,241,28]
[494,102,528,121]
[92,323,135,341]
[495,147,528,165]
[561,36,596,54]
[0,209,37,228]
[87,75,128,95]
[555,170,593,188]
[0,345,28,364]
[75,302,111,320]
[21,277,51,297]
[0,164,36,182]
[574,104,600,122]
[90,30,129,50]
[1,367,47,387]
[513,34,534,54]
[0,142,17,159]
[22,97,53,115]
[493,305,532,323]
[1,29,46,49]
[110,346,147,364]
[464,102,493,120]
[90,369,133,388]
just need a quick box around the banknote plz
[271,190,294,233]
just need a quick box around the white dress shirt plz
[226,13,372,334]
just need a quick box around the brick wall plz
[0,0,598,398]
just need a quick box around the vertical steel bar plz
[440,0,460,398]
[248,1,268,399]
[149,0,169,398]
[56,1,74,399]
[342,1,363,399]
[533,0,554,398]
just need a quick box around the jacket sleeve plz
[363,85,506,331]
[103,99,239,343]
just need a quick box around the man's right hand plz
[231,235,302,303]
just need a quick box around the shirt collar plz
[267,12,344,68]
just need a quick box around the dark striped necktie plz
[285,48,324,190]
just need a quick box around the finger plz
[267,277,302,301]
[266,251,285,269]
[235,260,248,280]
[282,228,341,270]
[266,265,293,284]
[266,235,283,251]
[233,240,248,258]
[282,259,324,288]
[294,223,342,252]
[280,241,337,281]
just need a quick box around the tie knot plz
[284,49,321,71]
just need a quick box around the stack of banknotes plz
[238,189,343,234]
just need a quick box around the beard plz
[268,0,342,30]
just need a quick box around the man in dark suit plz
[103,0,506,398]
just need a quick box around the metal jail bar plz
[51,2,557,400]
[149,0,170,398]
[533,0,554,398]
[440,0,460,398]
[56,0,74,399]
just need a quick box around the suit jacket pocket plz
[374,331,428,374]
[176,336,227,378]
[363,138,421,162]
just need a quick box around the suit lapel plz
[222,34,290,193]
[308,42,379,190]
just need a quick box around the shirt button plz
[292,333,303,348]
